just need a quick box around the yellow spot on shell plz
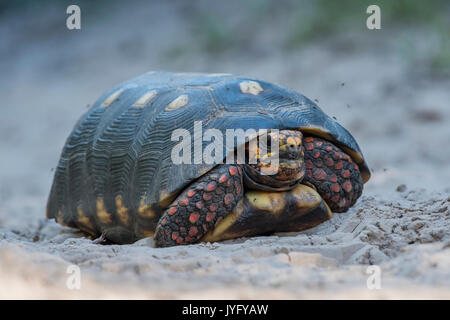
[56,210,67,226]
[165,94,189,110]
[115,195,130,226]
[101,88,124,107]
[96,198,112,224]
[286,136,298,146]
[140,228,155,238]
[158,190,177,208]
[239,81,263,95]
[132,90,157,107]
[77,207,94,230]
[138,199,156,219]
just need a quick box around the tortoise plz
[47,71,370,247]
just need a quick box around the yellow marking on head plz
[101,88,124,107]
[239,81,263,95]
[245,191,285,215]
[140,228,155,238]
[77,206,94,229]
[138,199,156,219]
[165,94,189,110]
[286,136,300,146]
[132,90,157,107]
[115,195,130,225]
[96,198,113,224]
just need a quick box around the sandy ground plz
[0,1,449,299]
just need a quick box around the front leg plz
[302,136,364,212]
[154,165,244,247]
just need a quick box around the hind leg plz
[302,136,363,212]
[154,165,244,247]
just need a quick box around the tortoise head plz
[243,130,305,191]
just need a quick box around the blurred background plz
[0,0,449,230]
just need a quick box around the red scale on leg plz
[335,161,343,170]
[342,170,351,178]
[325,158,334,167]
[342,181,353,192]
[206,182,217,192]
[224,193,235,205]
[187,189,196,198]
[313,168,327,181]
[189,226,198,237]
[189,213,200,223]
[219,174,228,183]
[331,183,340,193]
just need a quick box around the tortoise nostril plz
[289,144,298,152]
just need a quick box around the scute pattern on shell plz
[47,71,369,239]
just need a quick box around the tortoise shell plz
[47,71,370,239]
